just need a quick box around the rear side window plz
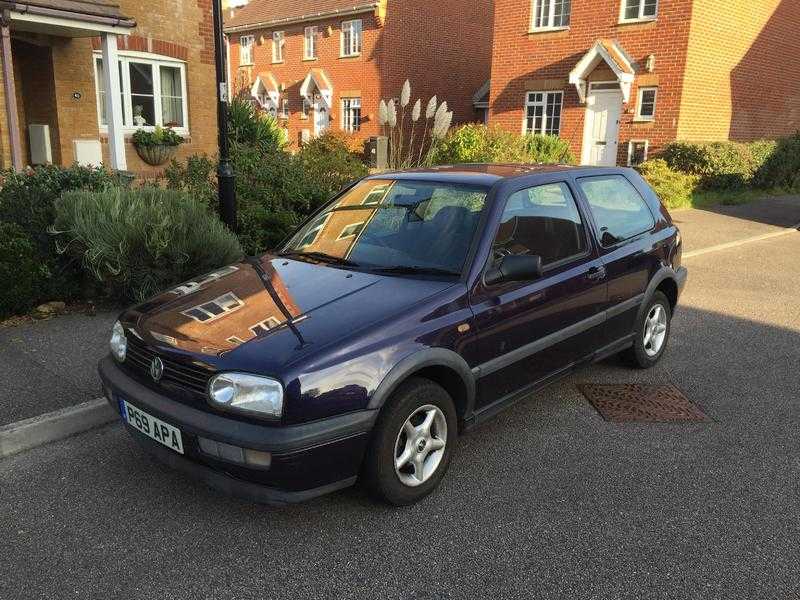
[493,182,586,266]
[577,175,655,246]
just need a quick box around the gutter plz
[224,3,378,34]
[0,1,136,28]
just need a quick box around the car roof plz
[365,163,626,187]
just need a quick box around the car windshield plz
[280,179,489,275]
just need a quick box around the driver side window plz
[493,182,586,266]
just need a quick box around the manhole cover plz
[577,384,708,423]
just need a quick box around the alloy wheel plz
[643,304,668,357]
[393,404,448,487]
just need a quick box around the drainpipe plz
[212,0,236,232]
[0,10,22,171]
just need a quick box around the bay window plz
[94,53,188,132]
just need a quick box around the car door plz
[575,173,658,346]
[468,179,608,410]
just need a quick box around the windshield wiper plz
[279,251,359,267]
[370,265,461,277]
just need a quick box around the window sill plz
[302,57,318,62]
[272,60,284,64]
[617,17,657,26]
[100,130,192,141]
[632,117,655,123]
[527,26,570,35]
[339,53,361,59]
[239,62,254,67]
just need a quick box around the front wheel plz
[362,378,457,506]
[622,291,672,369]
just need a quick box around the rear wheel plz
[622,291,672,369]
[363,378,457,505]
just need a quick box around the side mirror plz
[484,254,543,286]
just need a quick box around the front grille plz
[124,336,214,397]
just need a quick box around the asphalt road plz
[2,205,799,599]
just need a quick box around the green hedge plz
[754,133,800,190]
[662,140,776,190]
[638,159,699,209]
[52,188,242,302]
[431,124,576,165]
[0,222,48,318]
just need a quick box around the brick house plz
[488,0,800,166]
[0,0,219,175]
[224,0,493,148]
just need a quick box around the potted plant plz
[131,125,185,166]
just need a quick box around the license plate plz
[119,398,184,455]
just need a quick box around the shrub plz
[754,133,800,190]
[0,222,48,318]
[662,141,775,190]
[52,188,242,302]
[227,95,286,152]
[298,131,369,207]
[431,124,575,165]
[638,159,699,209]
[164,154,216,206]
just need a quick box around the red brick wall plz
[226,0,494,149]
[488,0,694,164]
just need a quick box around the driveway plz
[1,199,799,600]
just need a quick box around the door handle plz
[587,265,606,281]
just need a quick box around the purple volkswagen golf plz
[99,164,687,505]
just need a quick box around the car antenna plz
[245,255,308,348]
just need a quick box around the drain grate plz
[577,383,708,423]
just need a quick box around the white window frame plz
[341,97,361,133]
[280,98,290,119]
[635,86,657,121]
[627,139,649,166]
[272,31,285,63]
[239,34,254,64]
[522,90,563,136]
[341,19,362,57]
[619,0,658,22]
[93,51,189,135]
[336,221,365,241]
[301,97,311,119]
[304,26,318,59]
[530,0,571,31]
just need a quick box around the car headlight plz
[208,373,283,418]
[110,320,127,362]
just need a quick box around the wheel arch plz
[367,348,476,426]
[639,266,680,321]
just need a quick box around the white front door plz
[581,89,622,166]
[314,100,329,136]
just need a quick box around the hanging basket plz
[133,144,178,167]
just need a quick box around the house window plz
[523,91,562,136]
[337,222,365,240]
[342,97,361,132]
[94,54,188,132]
[621,0,658,21]
[240,35,254,64]
[341,20,362,57]
[280,98,289,119]
[628,140,649,166]
[272,31,285,62]
[531,0,571,30]
[250,317,281,336]
[304,26,318,59]
[636,87,657,120]
[301,97,311,119]
[181,292,244,323]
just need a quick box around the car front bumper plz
[98,356,377,504]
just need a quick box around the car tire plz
[622,291,672,369]
[362,377,458,506]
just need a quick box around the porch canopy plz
[569,39,635,103]
[300,68,332,107]
[251,71,280,115]
[0,0,135,170]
